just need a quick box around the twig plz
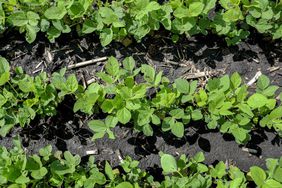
[32,69,41,74]
[267,66,280,73]
[241,147,258,154]
[86,149,98,155]
[81,73,87,89]
[67,57,108,69]
[182,69,225,79]
[87,78,96,85]
[164,60,190,67]
[35,61,43,69]
[247,71,262,86]
[252,58,259,63]
[115,149,124,163]
[44,49,53,63]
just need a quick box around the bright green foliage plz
[88,116,118,139]
[0,140,154,187]
[0,57,77,137]
[0,0,281,45]
[1,56,282,144]
[249,157,282,188]
[73,57,282,144]
[2,141,282,187]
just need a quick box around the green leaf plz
[231,72,241,89]
[154,71,163,86]
[122,57,135,72]
[181,94,193,103]
[269,107,282,120]
[189,80,198,95]
[52,20,70,33]
[26,11,40,26]
[263,179,282,188]
[105,161,114,180]
[207,78,220,91]
[169,109,184,119]
[106,57,119,77]
[47,26,61,42]
[174,7,189,19]
[192,109,203,121]
[223,7,243,22]
[219,102,233,115]
[105,116,118,128]
[257,75,270,90]
[219,75,230,91]
[261,8,274,20]
[262,86,279,97]
[0,122,15,137]
[82,19,96,34]
[175,78,189,94]
[203,0,217,14]
[172,17,196,33]
[44,6,67,20]
[172,34,179,42]
[25,24,38,43]
[40,19,50,32]
[247,93,268,109]
[171,121,184,138]
[273,167,282,182]
[237,104,254,117]
[273,26,282,40]
[97,72,114,84]
[141,64,155,83]
[188,2,204,17]
[31,167,47,180]
[161,154,178,173]
[67,74,78,93]
[39,145,52,161]
[88,120,107,132]
[101,99,114,113]
[210,161,226,178]
[193,152,205,162]
[115,182,133,188]
[116,108,131,124]
[231,127,249,143]
[73,93,99,114]
[250,166,266,186]
[152,114,161,125]
[0,57,10,86]
[195,89,208,107]
[8,12,28,26]
[143,124,153,136]
[100,28,113,46]
[68,2,85,19]
[0,6,4,27]
[15,175,30,184]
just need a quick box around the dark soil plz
[0,31,281,172]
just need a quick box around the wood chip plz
[44,49,53,63]
[242,147,258,154]
[116,149,123,163]
[247,71,262,86]
[86,149,98,155]
[35,61,43,69]
[81,73,87,89]
[267,66,280,73]
[182,69,225,80]
[32,69,41,74]
[67,57,108,69]
[86,78,96,85]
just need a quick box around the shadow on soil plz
[1,96,281,172]
[0,30,281,173]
